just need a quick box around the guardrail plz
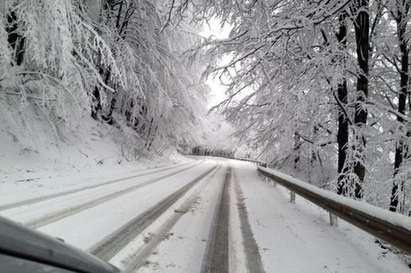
[189,154,267,167]
[233,157,267,166]
[257,166,411,254]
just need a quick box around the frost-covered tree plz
[0,0,210,159]
[169,0,411,213]
[381,0,410,212]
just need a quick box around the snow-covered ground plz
[1,157,409,273]
[0,110,192,206]
[131,159,409,273]
[232,161,409,273]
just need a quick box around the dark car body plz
[0,216,119,273]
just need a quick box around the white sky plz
[198,18,232,108]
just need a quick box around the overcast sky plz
[199,18,232,108]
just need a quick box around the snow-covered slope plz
[0,104,187,191]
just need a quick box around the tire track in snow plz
[201,166,231,273]
[0,162,195,212]
[89,164,218,261]
[25,163,200,229]
[122,165,222,273]
[232,168,266,273]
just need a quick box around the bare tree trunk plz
[353,0,369,199]
[390,0,410,212]
[100,1,136,123]
[293,132,301,170]
[336,13,349,196]
[6,11,25,66]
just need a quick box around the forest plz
[170,0,411,215]
[0,0,410,216]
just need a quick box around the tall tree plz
[352,0,370,199]
[170,0,411,210]
[389,0,410,212]
[0,0,210,160]
[336,13,350,196]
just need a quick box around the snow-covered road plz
[1,158,409,273]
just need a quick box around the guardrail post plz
[290,191,296,204]
[329,213,338,226]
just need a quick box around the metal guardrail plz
[190,154,410,253]
[233,157,267,166]
[257,166,411,254]
[188,154,267,167]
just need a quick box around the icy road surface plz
[1,158,409,273]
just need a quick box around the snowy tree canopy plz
[1,0,410,214]
[166,0,411,214]
[0,0,212,159]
